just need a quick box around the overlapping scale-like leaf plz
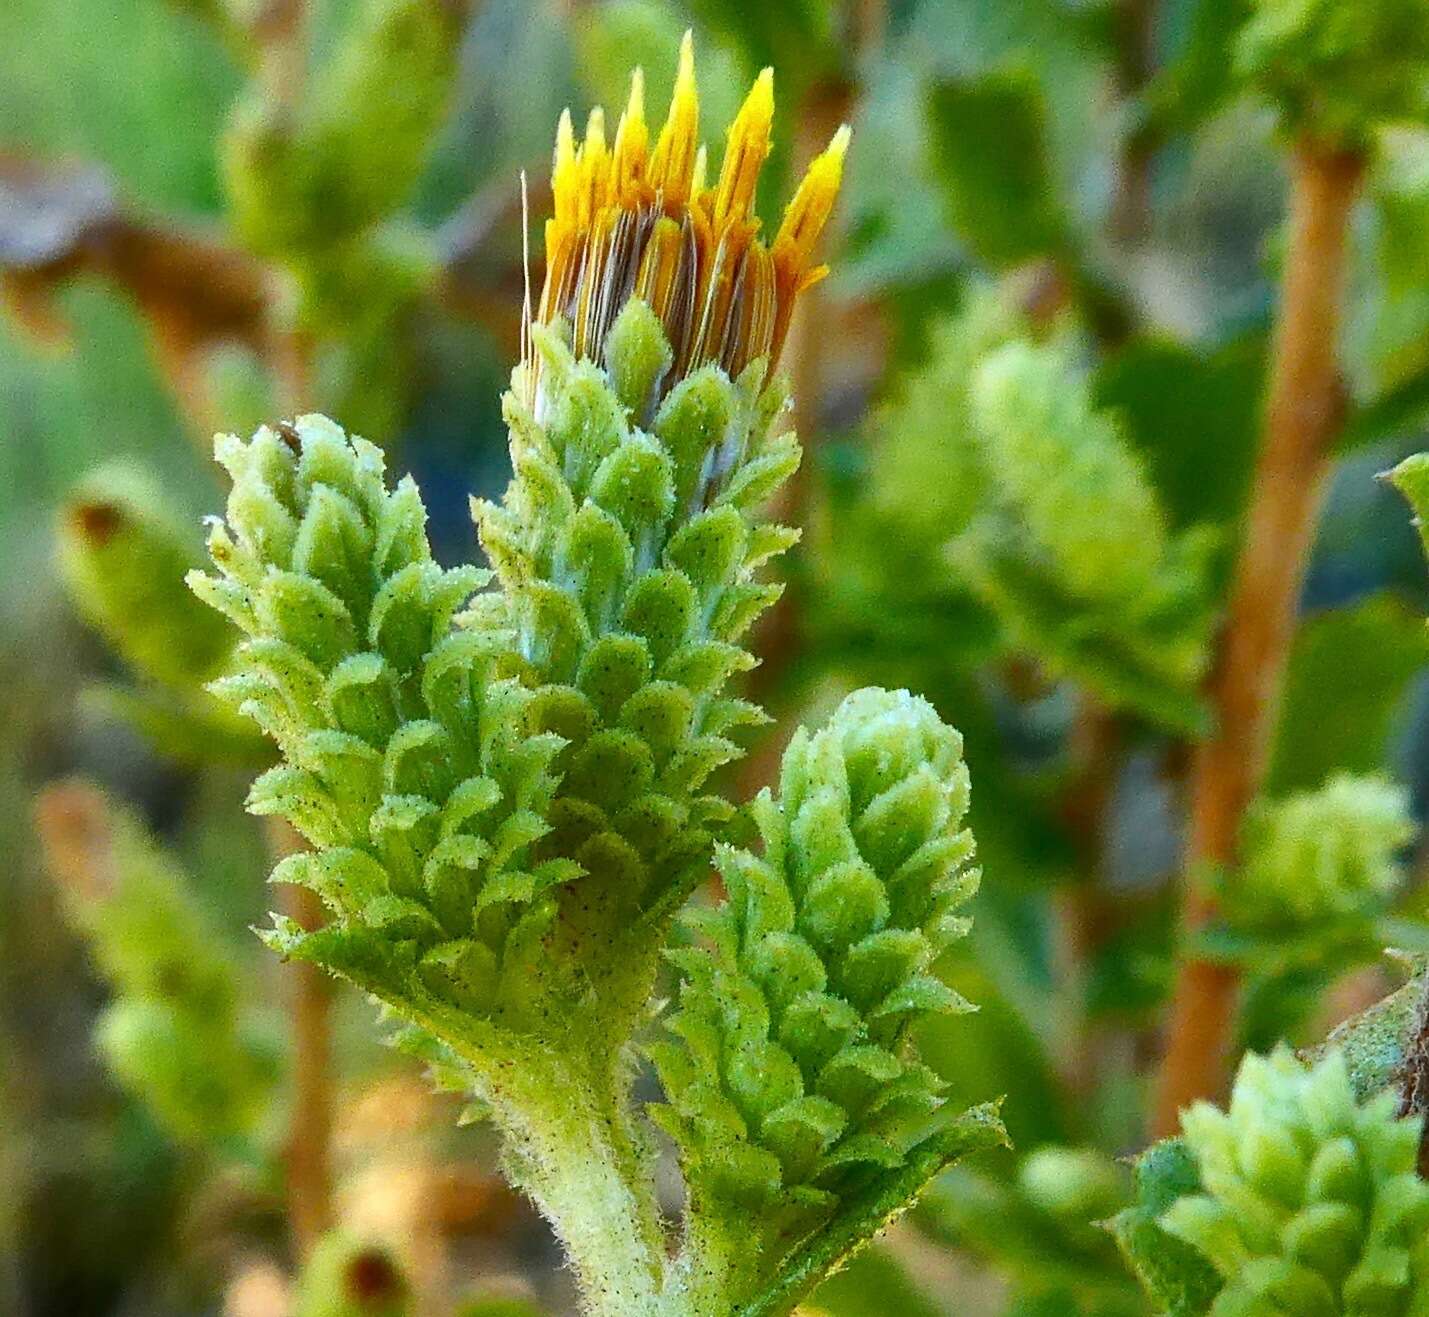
[472,302,801,926]
[651,688,980,1230]
[189,415,570,1021]
[1159,1047,1429,1315]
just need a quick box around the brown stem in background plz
[265,250,335,1254]
[264,818,335,1259]
[1151,141,1365,1137]
[1110,0,1156,243]
[1055,694,1122,1097]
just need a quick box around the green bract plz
[1236,0,1429,149]
[189,292,1003,1311]
[1163,1047,1429,1315]
[652,688,980,1301]
[188,47,1019,1306]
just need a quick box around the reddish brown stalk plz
[1109,0,1157,243]
[1056,695,1122,1097]
[1151,142,1365,1136]
[264,819,335,1258]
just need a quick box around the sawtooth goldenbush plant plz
[184,43,1005,1315]
[20,0,1429,1313]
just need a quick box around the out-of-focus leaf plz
[576,1,746,136]
[925,69,1072,269]
[1093,335,1265,533]
[1267,594,1429,794]
[922,1146,1134,1305]
[684,0,843,97]
[1341,363,1429,452]
[922,936,1072,1151]
[1346,131,1429,403]
[807,1245,942,1317]
[454,1298,547,1317]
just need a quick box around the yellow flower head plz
[532,33,849,400]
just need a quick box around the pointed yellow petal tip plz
[651,32,700,199]
[715,68,776,227]
[625,67,646,126]
[585,106,607,150]
[775,122,852,259]
[612,67,649,194]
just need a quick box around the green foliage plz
[649,689,985,1296]
[1112,1138,1225,1317]
[1092,336,1265,535]
[1200,775,1414,1047]
[218,0,466,436]
[955,337,1218,731]
[56,462,232,690]
[1389,451,1429,558]
[52,799,279,1149]
[816,289,1016,683]
[1235,0,1429,149]
[866,289,1015,547]
[927,1145,1137,1308]
[1145,0,1255,134]
[1313,969,1429,1108]
[55,461,270,761]
[1268,596,1429,795]
[834,291,1219,731]
[188,299,995,1312]
[1160,1047,1429,1314]
[1229,774,1412,935]
[222,0,464,256]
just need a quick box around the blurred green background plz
[4,1,1429,1314]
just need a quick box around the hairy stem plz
[1151,141,1365,1135]
[481,1044,666,1316]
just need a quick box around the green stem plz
[478,1041,668,1315]
[342,980,668,1315]
[670,1207,771,1315]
